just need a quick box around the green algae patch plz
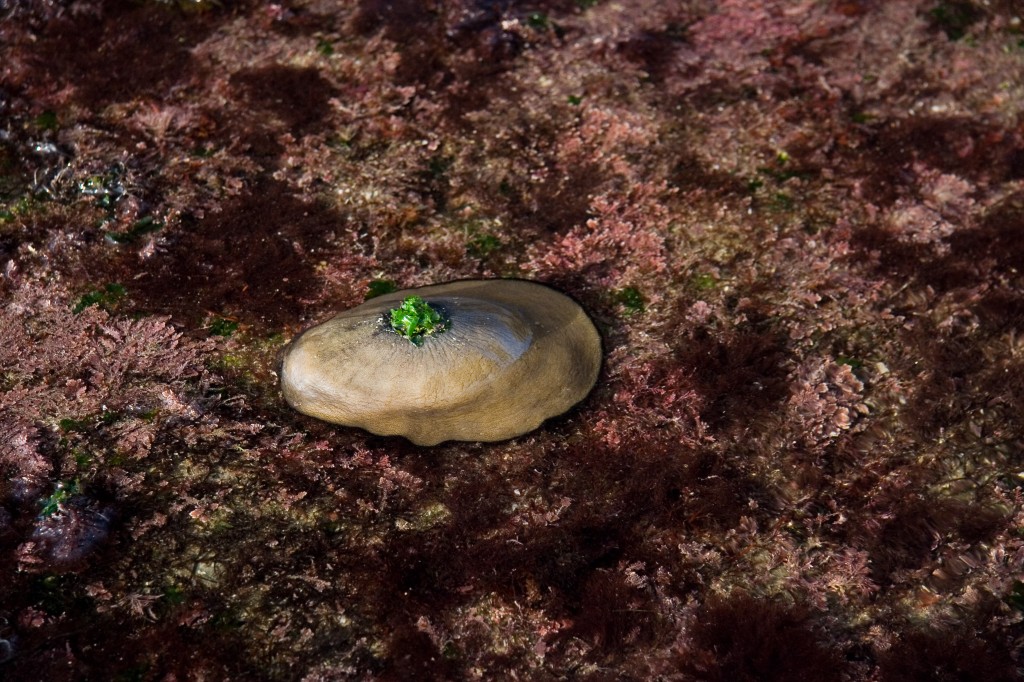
[613,286,646,315]
[389,295,449,345]
[34,110,59,131]
[105,216,163,244]
[73,283,127,314]
[692,273,718,291]
[365,278,397,299]
[468,232,502,259]
[39,480,78,518]
[208,317,240,337]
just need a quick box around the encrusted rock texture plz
[2,0,1024,679]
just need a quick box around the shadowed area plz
[128,180,343,328]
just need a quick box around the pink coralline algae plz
[1,0,1024,679]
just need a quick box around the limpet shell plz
[280,279,601,445]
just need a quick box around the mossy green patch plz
[614,286,646,315]
[34,110,59,131]
[59,408,123,432]
[163,583,187,607]
[0,194,44,222]
[693,273,718,290]
[527,12,549,30]
[389,296,448,345]
[315,38,334,56]
[40,479,79,518]
[208,317,240,337]
[366,279,397,299]
[1006,580,1024,613]
[73,283,127,313]
[59,417,87,432]
[468,232,502,259]
[106,216,163,244]
[73,449,93,468]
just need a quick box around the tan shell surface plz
[280,279,602,445]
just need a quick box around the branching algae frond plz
[389,295,448,345]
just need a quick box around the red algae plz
[2,0,1024,679]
